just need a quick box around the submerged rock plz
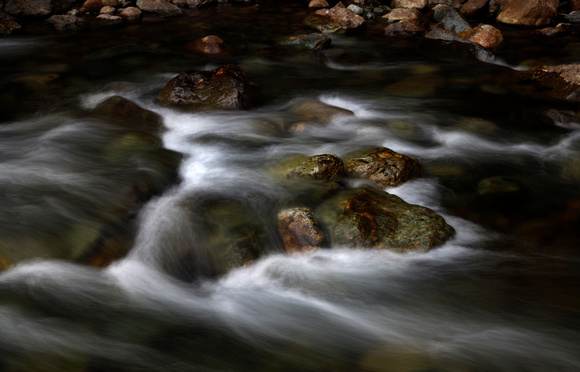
[158,64,253,111]
[171,0,217,8]
[277,207,325,253]
[288,99,354,124]
[278,33,332,50]
[315,187,455,252]
[304,1,366,34]
[508,64,580,103]
[96,14,124,26]
[93,95,163,133]
[496,0,558,27]
[345,147,421,188]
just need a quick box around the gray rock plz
[47,15,87,33]
[347,4,364,15]
[433,4,472,34]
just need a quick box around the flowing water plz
[1,4,580,372]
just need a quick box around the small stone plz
[278,33,332,50]
[391,0,428,9]
[304,1,366,34]
[119,6,142,22]
[187,35,227,55]
[288,154,345,182]
[46,15,87,33]
[459,24,503,50]
[347,4,364,15]
[308,0,328,8]
[383,7,421,22]
[136,0,182,16]
[96,14,124,25]
[277,208,325,253]
[100,5,116,14]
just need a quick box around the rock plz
[278,33,332,50]
[391,0,428,9]
[496,0,558,27]
[315,187,455,252]
[424,25,495,63]
[383,19,425,37]
[0,10,21,35]
[288,154,345,182]
[288,99,354,124]
[477,176,521,196]
[3,0,76,17]
[96,14,124,25]
[383,8,421,22]
[459,0,489,18]
[459,24,503,50]
[47,14,87,32]
[563,11,580,24]
[158,64,253,111]
[171,0,217,8]
[80,0,104,12]
[347,4,364,15]
[103,0,120,5]
[187,35,227,55]
[93,96,163,133]
[572,0,580,11]
[308,0,329,8]
[119,6,142,23]
[304,1,366,34]
[345,147,421,188]
[136,0,182,16]
[100,5,116,14]
[433,4,471,34]
[508,64,580,103]
[277,208,325,253]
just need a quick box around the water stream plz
[1,4,580,371]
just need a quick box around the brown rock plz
[460,0,488,17]
[345,147,421,188]
[289,99,354,124]
[383,8,421,22]
[80,0,104,12]
[100,5,116,14]
[496,0,558,26]
[136,0,182,16]
[158,64,253,111]
[509,64,580,103]
[0,10,21,35]
[533,24,568,37]
[573,0,580,11]
[4,0,75,16]
[391,0,428,9]
[277,208,325,253]
[103,0,120,5]
[288,154,345,182]
[47,15,87,32]
[96,14,123,25]
[119,6,142,23]
[308,0,329,8]
[459,24,503,50]
[384,19,425,37]
[304,1,366,33]
[278,33,332,50]
[93,96,163,132]
[187,35,227,55]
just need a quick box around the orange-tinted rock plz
[384,19,425,37]
[304,1,365,33]
[391,0,428,9]
[288,154,345,182]
[136,0,182,16]
[308,0,329,8]
[80,0,103,12]
[496,0,558,26]
[119,6,142,23]
[460,0,489,18]
[345,147,421,188]
[459,24,503,50]
[99,5,116,14]
[383,7,421,22]
[572,0,580,11]
[277,208,325,253]
[187,35,227,55]
[510,64,580,103]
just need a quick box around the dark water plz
[1,4,580,372]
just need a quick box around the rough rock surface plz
[158,64,253,111]
[3,0,76,17]
[345,147,421,188]
[187,35,227,55]
[136,0,182,16]
[96,14,123,25]
[288,154,345,182]
[460,0,489,18]
[119,6,142,23]
[308,0,329,8]
[278,33,332,50]
[47,14,87,32]
[277,208,325,253]
[315,187,455,252]
[0,10,21,35]
[509,64,580,103]
[384,8,421,22]
[384,19,425,37]
[459,24,503,50]
[391,0,428,9]
[496,0,558,26]
[304,1,366,33]
[433,4,472,34]
[80,0,105,12]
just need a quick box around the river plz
[1,4,579,372]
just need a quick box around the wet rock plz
[433,4,471,34]
[93,95,163,133]
[315,187,455,252]
[347,4,364,15]
[171,0,217,8]
[158,64,253,111]
[508,64,580,103]
[0,11,21,35]
[533,24,569,37]
[80,0,105,12]
[278,33,332,50]
[391,0,428,9]
[562,11,580,24]
[459,24,503,50]
[304,1,366,34]
[308,0,329,8]
[100,5,116,14]
[277,207,325,253]
[477,176,521,196]
[573,0,580,11]
[136,0,182,16]
[119,6,142,23]
[96,14,123,25]
[383,8,421,22]
[3,0,76,17]
[187,35,227,55]
[288,99,354,124]
[288,154,346,183]
[459,0,489,18]
[496,0,558,27]
[345,147,421,188]
[383,19,425,37]
[424,25,495,63]
[47,14,87,32]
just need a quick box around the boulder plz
[508,64,580,103]
[383,8,422,22]
[384,19,425,37]
[459,0,489,18]
[93,96,163,132]
[136,0,181,16]
[99,5,116,14]
[345,147,421,188]
[96,14,124,25]
[47,14,87,32]
[459,24,503,50]
[288,154,345,182]
[304,1,366,34]
[158,64,253,111]
[288,99,354,124]
[0,10,21,35]
[315,187,455,252]
[80,0,104,12]
[424,25,495,63]
[433,4,471,34]
[308,0,329,8]
[119,6,142,23]
[496,0,558,27]
[391,0,428,9]
[3,0,76,17]
[186,35,227,55]
[277,208,325,253]
[278,33,332,50]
